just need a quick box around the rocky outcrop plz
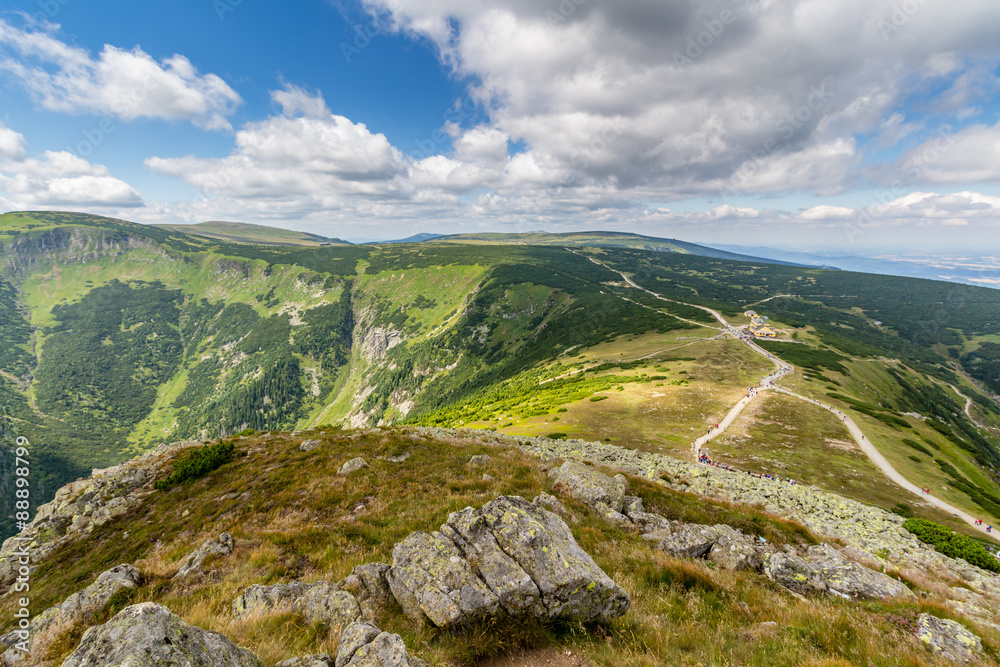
[1,564,142,663]
[174,533,234,579]
[300,439,322,452]
[337,564,394,621]
[387,496,629,628]
[232,582,360,628]
[361,328,403,362]
[335,622,421,667]
[652,523,768,572]
[916,613,982,663]
[60,602,262,667]
[548,461,628,523]
[764,544,914,600]
[338,458,369,476]
[0,442,189,591]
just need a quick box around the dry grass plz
[1,427,996,666]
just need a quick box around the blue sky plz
[1,0,1000,250]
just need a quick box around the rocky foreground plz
[0,428,997,665]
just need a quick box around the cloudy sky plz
[1,0,999,249]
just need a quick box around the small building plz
[745,310,757,318]
[749,323,777,338]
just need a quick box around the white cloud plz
[0,122,143,208]
[0,19,241,130]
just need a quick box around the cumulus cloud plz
[0,124,143,209]
[0,19,241,130]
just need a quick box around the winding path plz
[576,251,1000,542]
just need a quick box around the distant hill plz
[372,232,445,244]
[427,231,816,266]
[154,221,349,247]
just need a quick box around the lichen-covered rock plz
[232,582,360,627]
[442,506,544,617]
[468,455,492,465]
[916,613,982,663]
[338,564,393,621]
[548,461,626,513]
[338,458,369,476]
[532,492,569,517]
[276,654,334,667]
[387,531,500,626]
[708,526,766,572]
[478,496,630,622]
[174,532,234,578]
[1,563,142,664]
[300,440,322,452]
[656,524,720,559]
[335,622,417,667]
[764,544,915,600]
[59,602,261,667]
[386,496,629,628]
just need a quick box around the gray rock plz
[275,655,334,667]
[468,454,492,465]
[175,532,234,578]
[300,439,322,452]
[442,506,544,617]
[60,602,261,667]
[478,496,630,622]
[707,526,766,572]
[622,496,644,516]
[338,563,394,621]
[386,496,629,628]
[916,613,982,663]
[387,530,500,626]
[338,458,369,476]
[1,563,142,663]
[387,452,411,463]
[232,582,360,627]
[548,461,626,513]
[336,622,417,667]
[764,544,915,600]
[592,501,632,526]
[629,511,671,534]
[532,492,569,516]
[656,524,720,559]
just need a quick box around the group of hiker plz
[974,519,993,533]
[698,454,797,485]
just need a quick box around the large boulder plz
[655,524,720,560]
[174,533,234,579]
[337,564,394,621]
[764,544,915,600]
[916,613,982,664]
[232,582,360,627]
[335,622,419,667]
[548,461,627,515]
[387,531,500,627]
[59,602,261,667]
[386,496,629,628]
[1,563,142,663]
[707,526,766,573]
[338,458,369,476]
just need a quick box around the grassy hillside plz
[155,221,349,246]
[4,427,997,666]
[1,210,999,547]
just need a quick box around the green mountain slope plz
[154,221,349,246]
[1,210,999,546]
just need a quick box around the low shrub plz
[155,441,235,490]
[902,518,1000,574]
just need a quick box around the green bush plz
[903,518,1000,573]
[156,441,235,490]
[901,438,932,456]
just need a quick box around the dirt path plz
[576,250,1000,543]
